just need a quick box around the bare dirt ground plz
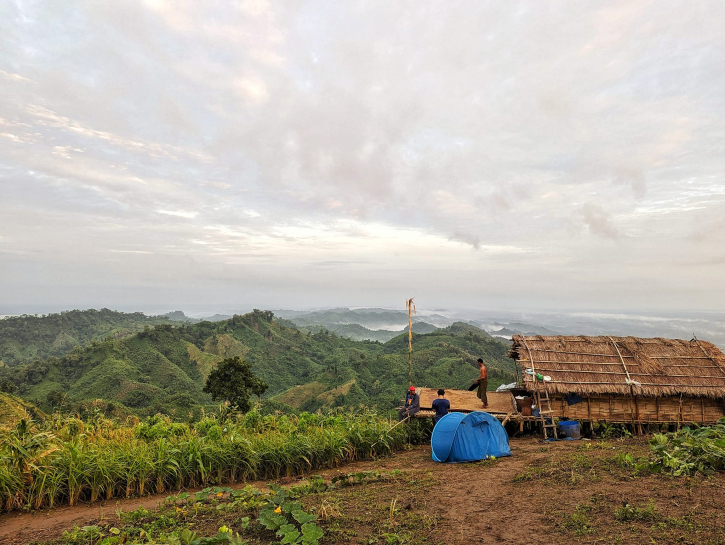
[3,436,725,544]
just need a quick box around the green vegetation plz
[203,357,268,412]
[561,502,595,535]
[0,309,175,367]
[0,408,430,513]
[1,310,515,417]
[513,444,653,485]
[0,392,45,425]
[36,467,427,545]
[649,418,725,476]
[614,500,660,523]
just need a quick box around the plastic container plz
[558,420,581,440]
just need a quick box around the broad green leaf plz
[292,510,317,524]
[301,522,324,543]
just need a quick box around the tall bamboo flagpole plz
[406,298,416,386]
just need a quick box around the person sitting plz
[431,389,450,423]
[398,386,420,421]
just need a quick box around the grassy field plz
[6,414,725,544]
[6,434,725,545]
[0,409,431,514]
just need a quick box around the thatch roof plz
[509,335,725,398]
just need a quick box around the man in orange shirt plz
[476,358,488,409]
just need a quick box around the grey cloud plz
[449,232,481,250]
[579,204,621,240]
[1,1,725,312]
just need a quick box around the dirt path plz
[0,478,275,544]
[0,440,545,544]
[326,437,569,544]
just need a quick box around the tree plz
[203,356,268,413]
[46,389,66,410]
[0,377,17,394]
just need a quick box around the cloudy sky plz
[1,1,724,313]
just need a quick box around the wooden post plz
[677,394,683,431]
[406,298,415,387]
[635,396,642,436]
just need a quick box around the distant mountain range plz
[477,321,562,340]
[0,309,175,367]
[162,311,233,323]
[0,309,516,418]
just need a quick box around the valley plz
[0,309,515,418]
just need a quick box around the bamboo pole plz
[517,359,720,368]
[525,368,725,379]
[371,415,410,450]
[693,335,725,375]
[518,349,714,359]
[406,298,415,387]
[531,380,723,387]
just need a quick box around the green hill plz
[0,308,176,366]
[4,310,516,417]
[0,392,44,426]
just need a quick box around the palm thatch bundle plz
[509,335,725,398]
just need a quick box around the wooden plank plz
[417,388,517,415]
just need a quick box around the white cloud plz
[0,69,31,82]
[1,1,725,311]
[156,210,198,219]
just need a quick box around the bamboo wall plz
[548,394,725,424]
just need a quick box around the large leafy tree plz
[203,356,268,413]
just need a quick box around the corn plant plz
[0,408,424,512]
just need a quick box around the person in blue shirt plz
[431,389,450,423]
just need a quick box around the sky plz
[1,1,725,314]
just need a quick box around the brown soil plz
[3,437,725,544]
[0,478,269,545]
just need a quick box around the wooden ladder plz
[535,389,558,440]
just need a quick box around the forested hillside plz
[1,310,515,418]
[0,309,175,366]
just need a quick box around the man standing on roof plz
[398,386,420,421]
[476,358,488,409]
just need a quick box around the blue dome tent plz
[431,411,511,463]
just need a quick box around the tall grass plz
[0,408,427,511]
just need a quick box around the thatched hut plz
[508,335,725,428]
